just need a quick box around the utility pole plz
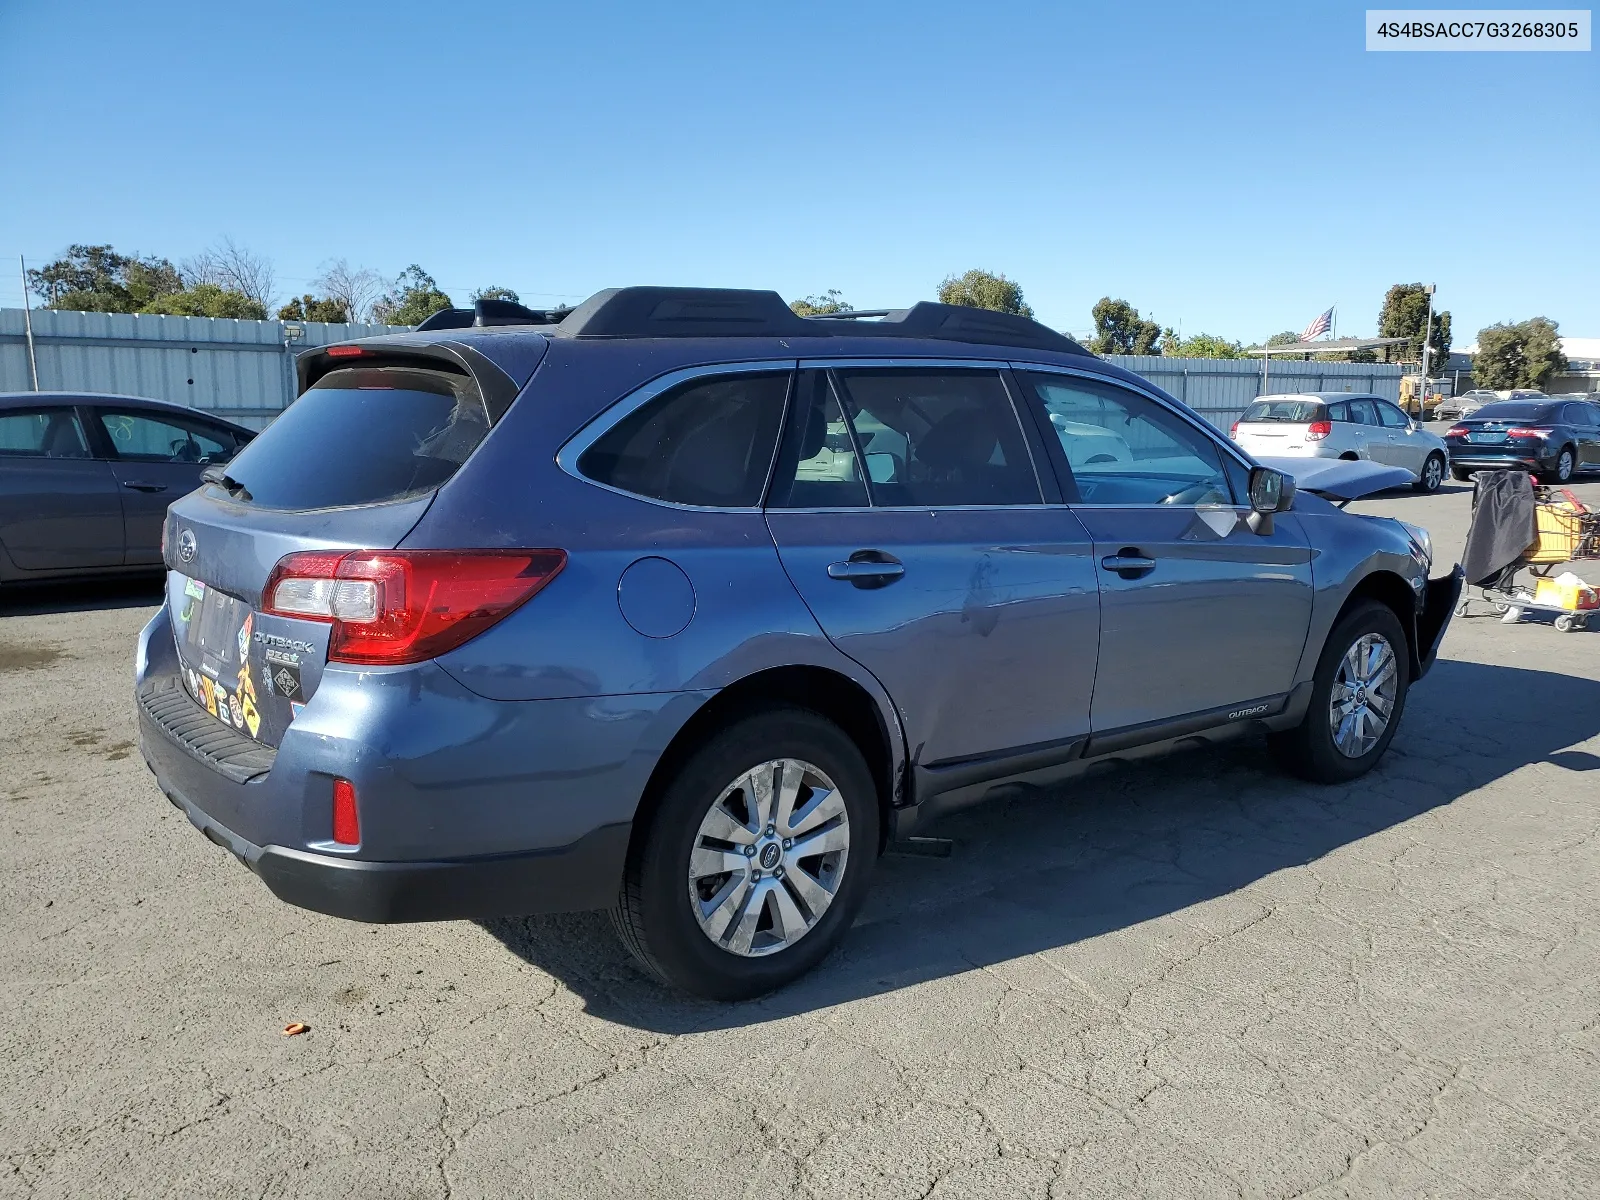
[19,255,40,391]
[1419,283,1437,403]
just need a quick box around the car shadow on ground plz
[0,575,164,617]
[493,656,1599,1033]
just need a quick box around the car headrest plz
[917,408,998,471]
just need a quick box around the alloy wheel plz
[687,758,850,957]
[1329,633,1399,758]
[1422,456,1443,490]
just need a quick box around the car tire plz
[611,706,880,1000]
[1547,447,1575,484]
[1414,453,1445,493]
[1269,600,1411,784]
[1451,467,1474,482]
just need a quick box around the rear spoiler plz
[1254,456,1414,503]
[295,339,536,422]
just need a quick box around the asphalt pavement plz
[3,477,1599,1199]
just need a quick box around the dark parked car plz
[135,289,1460,998]
[0,392,253,586]
[1443,399,1600,483]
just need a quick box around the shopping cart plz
[1457,483,1600,632]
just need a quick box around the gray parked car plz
[0,392,253,586]
[135,289,1461,998]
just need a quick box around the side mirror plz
[1246,467,1294,534]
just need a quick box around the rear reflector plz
[332,778,360,845]
[263,549,567,665]
[1304,420,1332,441]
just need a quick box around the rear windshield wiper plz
[201,464,253,502]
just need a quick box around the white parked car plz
[1230,392,1450,493]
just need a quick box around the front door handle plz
[121,481,168,493]
[827,551,904,588]
[1100,551,1156,578]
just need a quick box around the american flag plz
[1300,307,1334,340]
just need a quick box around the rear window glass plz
[222,366,488,509]
[1472,402,1558,422]
[578,373,789,507]
[1242,399,1323,423]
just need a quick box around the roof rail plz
[547,287,1088,354]
[415,299,572,332]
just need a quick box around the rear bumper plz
[135,605,708,922]
[1447,453,1552,473]
[152,772,630,922]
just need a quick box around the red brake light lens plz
[1505,428,1547,439]
[263,549,567,665]
[1229,421,1240,438]
[325,345,367,358]
[1445,425,1468,437]
[332,778,360,845]
[1304,420,1332,441]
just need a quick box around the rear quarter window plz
[222,366,489,510]
[577,372,789,508]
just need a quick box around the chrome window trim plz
[555,360,797,514]
[812,358,1049,509]
[1008,358,1262,483]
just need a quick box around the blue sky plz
[1,1,1594,343]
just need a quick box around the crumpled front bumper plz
[1415,565,1465,679]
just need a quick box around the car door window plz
[1327,401,1351,422]
[578,371,789,508]
[1377,402,1410,428]
[1348,399,1380,426]
[0,408,90,458]
[96,410,235,463]
[828,368,1041,507]
[767,369,869,509]
[1017,372,1233,506]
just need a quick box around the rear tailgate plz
[1234,420,1313,454]
[157,341,534,748]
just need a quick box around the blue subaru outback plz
[136,288,1461,998]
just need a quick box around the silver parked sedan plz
[1230,393,1451,493]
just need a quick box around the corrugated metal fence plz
[0,308,409,429]
[2,308,1401,432]
[1107,355,1403,432]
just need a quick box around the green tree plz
[937,270,1033,318]
[143,283,267,320]
[1473,318,1567,390]
[1266,330,1300,347]
[790,289,853,316]
[471,286,520,304]
[1378,283,1451,369]
[1169,332,1244,359]
[374,265,454,326]
[278,294,351,323]
[1090,297,1161,355]
[27,244,184,312]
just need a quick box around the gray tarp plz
[1462,471,1536,586]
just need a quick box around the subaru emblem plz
[177,529,197,564]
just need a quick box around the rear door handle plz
[827,552,904,588]
[121,481,168,493]
[1100,551,1156,578]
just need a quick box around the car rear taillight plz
[1445,425,1468,437]
[1304,420,1332,441]
[332,778,360,845]
[263,549,567,665]
[1229,421,1240,438]
[1505,428,1548,439]
[325,345,368,358]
